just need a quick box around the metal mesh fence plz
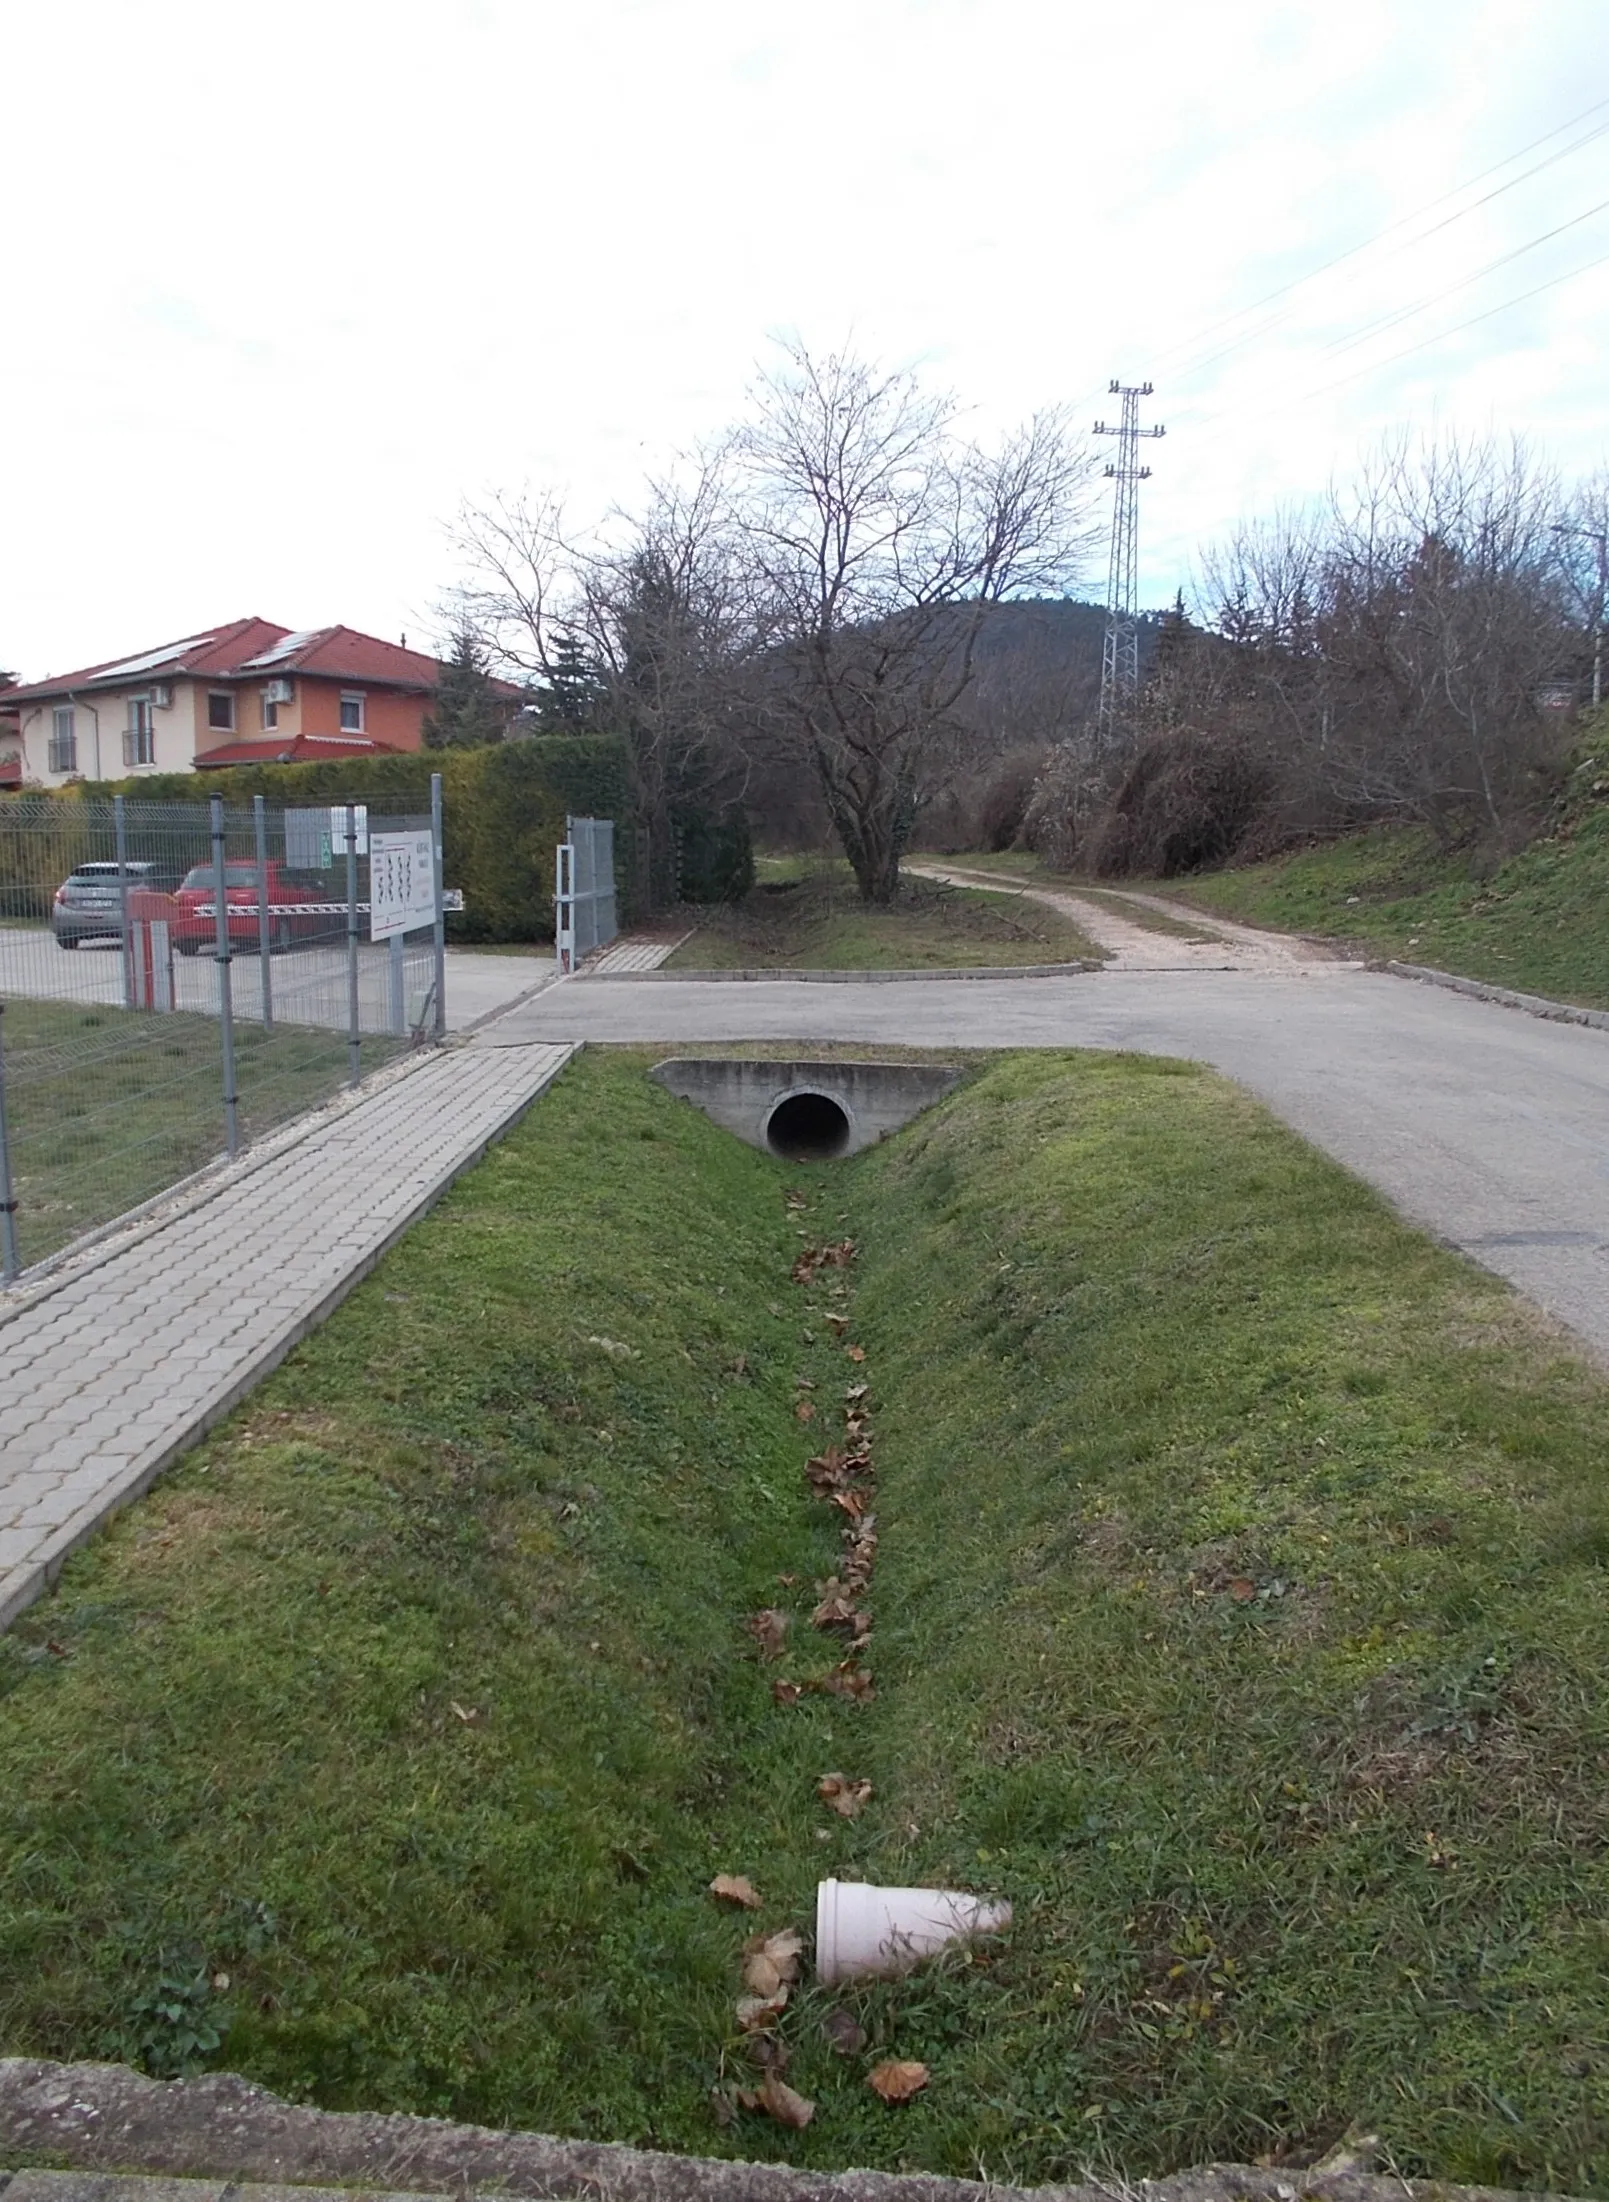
[0,791,444,1276]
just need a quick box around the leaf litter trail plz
[908,862,1355,973]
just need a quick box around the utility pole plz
[1095,380,1165,749]
[1552,521,1607,711]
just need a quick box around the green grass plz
[3,999,394,1268]
[670,861,1099,969]
[6,1050,1609,2189]
[1161,728,1609,1009]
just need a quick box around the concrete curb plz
[0,2061,1577,2202]
[581,962,1101,984]
[1384,961,1609,1031]
[0,1046,576,1636]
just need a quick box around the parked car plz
[51,861,184,948]
[172,861,329,954]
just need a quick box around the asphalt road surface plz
[485,962,1609,1366]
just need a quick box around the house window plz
[207,691,235,731]
[339,692,365,732]
[49,706,77,775]
[123,696,155,768]
[260,693,279,731]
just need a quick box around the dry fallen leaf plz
[736,1993,790,2032]
[812,1580,862,1632]
[825,1312,850,1333]
[821,1660,875,1701]
[771,1679,804,1707]
[1228,1577,1257,1603]
[818,1772,873,1818]
[846,1344,866,1363]
[743,1926,806,1998]
[868,2059,930,2104]
[710,1873,763,1910]
[795,1400,817,1424]
[755,2076,815,2129]
[449,1701,481,1724]
[822,2006,867,2057]
[745,2028,791,2074]
[746,1609,790,1660]
[844,1382,869,1403]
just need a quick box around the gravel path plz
[908,862,1343,972]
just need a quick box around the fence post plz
[431,771,447,1043]
[389,933,405,1037]
[346,802,361,1087]
[0,1002,19,1284]
[114,794,135,1010]
[211,795,239,1162]
[254,792,273,1029]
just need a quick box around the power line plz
[1147,95,1609,390]
[1321,191,1609,360]
[1307,239,1609,397]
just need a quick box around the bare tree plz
[451,458,752,904]
[731,343,1099,902]
[1552,467,1609,711]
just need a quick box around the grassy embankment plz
[3,999,386,1267]
[667,858,1101,969]
[1172,788,1609,1007]
[4,1050,1609,2190]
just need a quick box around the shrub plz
[1088,729,1274,878]
[75,738,637,941]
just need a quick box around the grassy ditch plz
[4,1051,1609,2190]
[667,861,1099,969]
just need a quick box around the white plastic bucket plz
[814,1878,1013,1986]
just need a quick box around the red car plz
[172,861,330,954]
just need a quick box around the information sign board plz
[369,828,436,941]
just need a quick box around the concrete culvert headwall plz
[650,1058,964,1158]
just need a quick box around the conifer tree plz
[423,627,509,749]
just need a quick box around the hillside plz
[1173,717,1609,1012]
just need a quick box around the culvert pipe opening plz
[766,1091,852,1162]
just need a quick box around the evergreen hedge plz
[90,737,637,942]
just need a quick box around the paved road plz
[487,965,1609,1364]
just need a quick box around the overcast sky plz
[6,0,1608,678]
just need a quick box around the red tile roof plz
[4,620,517,703]
[194,733,407,769]
[4,620,290,702]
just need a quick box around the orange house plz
[0,618,519,787]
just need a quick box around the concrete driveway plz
[0,925,555,1035]
[486,963,1609,1365]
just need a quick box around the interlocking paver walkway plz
[0,1040,574,1631]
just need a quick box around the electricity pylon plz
[1094,380,1164,748]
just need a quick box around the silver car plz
[51,861,181,948]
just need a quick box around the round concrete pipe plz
[766,1089,852,1161]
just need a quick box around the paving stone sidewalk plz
[0,1040,574,1633]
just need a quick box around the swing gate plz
[554,816,618,974]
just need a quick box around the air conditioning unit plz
[264,678,294,704]
[150,683,174,709]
